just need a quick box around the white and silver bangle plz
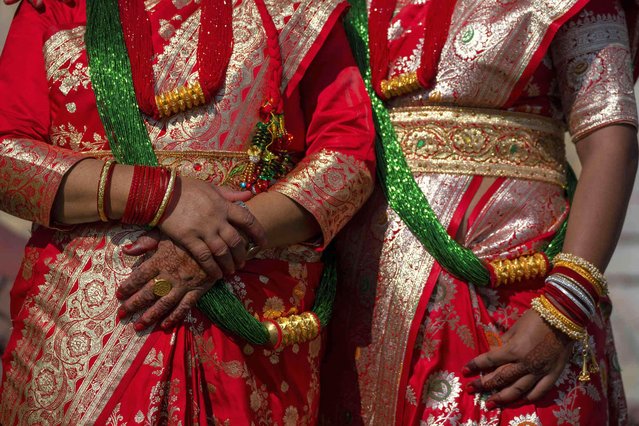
[547,273,597,309]
[546,275,597,317]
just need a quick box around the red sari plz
[321,0,636,424]
[0,1,375,424]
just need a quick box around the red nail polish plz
[486,401,497,411]
[461,366,472,377]
[134,322,145,332]
[117,308,127,319]
[115,290,124,300]
[465,383,476,394]
[161,322,172,331]
[124,243,135,251]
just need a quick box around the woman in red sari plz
[0,0,375,424]
[322,0,637,424]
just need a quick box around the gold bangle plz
[97,159,115,222]
[531,295,586,341]
[553,257,608,297]
[148,168,177,227]
[554,253,606,287]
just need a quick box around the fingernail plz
[465,383,476,394]
[117,308,127,319]
[134,322,145,332]
[161,322,172,331]
[461,366,472,377]
[124,243,135,250]
[486,401,497,411]
[115,290,124,300]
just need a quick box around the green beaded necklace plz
[344,0,575,287]
[85,0,337,344]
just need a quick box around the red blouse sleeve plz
[0,3,86,227]
[551,0,638,141]
[271,22,376,245]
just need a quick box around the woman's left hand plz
[463,309,574,410]
[116,230,215,331]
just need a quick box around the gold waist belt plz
[389,105,567,186]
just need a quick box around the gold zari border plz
[83,150,249,187]
[390,106,567,187]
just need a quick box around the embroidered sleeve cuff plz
[566,44,638,141]
[270,149,373,246]
[0,138,87,227]
[552,9,638,142]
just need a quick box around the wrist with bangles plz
[530,252,607,382]
[96,160,177,227]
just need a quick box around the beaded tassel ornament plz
[240,103,295,193]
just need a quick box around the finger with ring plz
[153,278,173,297]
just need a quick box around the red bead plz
[255,180,269,193]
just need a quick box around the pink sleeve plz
[551,0,638,142]
[270,22,376,246]
[0,3,86,226]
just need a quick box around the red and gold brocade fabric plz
[387,0,638,141]
[0,0,375,424]
[320,0,634,425]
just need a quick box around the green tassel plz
[197,247,338,344]
[85,0,158,166]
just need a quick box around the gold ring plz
[246,242,261,259]
[153,278,172,297]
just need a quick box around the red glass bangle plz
[551,266,601,303]
[122,165,175,226]
[543,286,588,326]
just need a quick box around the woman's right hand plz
[158,176,266,281]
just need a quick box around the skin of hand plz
[117,189,321,331]
[156,175,267,278]
[52,160,267,281]
[462,310,573,410]
[117,231,210,331]
[463,124,638,409]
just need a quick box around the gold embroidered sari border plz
[82,149,249,160]
[390,105,568,187]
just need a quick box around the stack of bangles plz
[530,252,608,382]
[97,159,178,227]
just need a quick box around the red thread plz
[368,0,458,99]
[118,0,233,119]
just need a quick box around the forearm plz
[245,191,320,249]
[561,124,638,270]
[52,159,134,224]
